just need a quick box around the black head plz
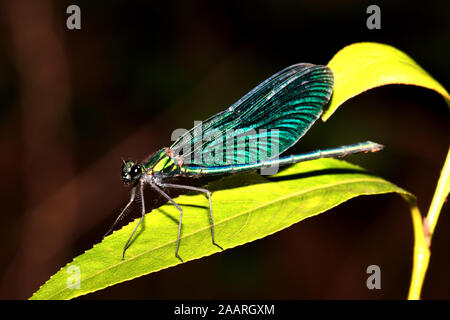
[121,160,142,185]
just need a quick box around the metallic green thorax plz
[143,148,182,177]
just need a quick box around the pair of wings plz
[170,63,334,167]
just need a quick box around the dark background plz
[0,0,449,299]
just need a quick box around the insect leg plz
[122,181,145,260]
[151,183,185,262]
[104,185,137,239]
[157,183,223,251]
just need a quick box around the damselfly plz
[105,63,383,261]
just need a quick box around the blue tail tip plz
[368,141,384,152]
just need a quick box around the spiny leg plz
[151,183,185,262]
[104,185,137,239]
[158,183,223,251]
[122,181,145,260]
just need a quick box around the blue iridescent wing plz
[170,63,334,166]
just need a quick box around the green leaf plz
[31,158,411,300]
[321,42,449,299]
[324,42,450,121]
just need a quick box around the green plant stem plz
[426,146,450,236]
[408,145,450,299]
[407,199,429,300]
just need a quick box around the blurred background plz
[0,0,449,299]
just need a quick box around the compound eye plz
[130,164,141,178]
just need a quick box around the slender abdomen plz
[180,141,383,176]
